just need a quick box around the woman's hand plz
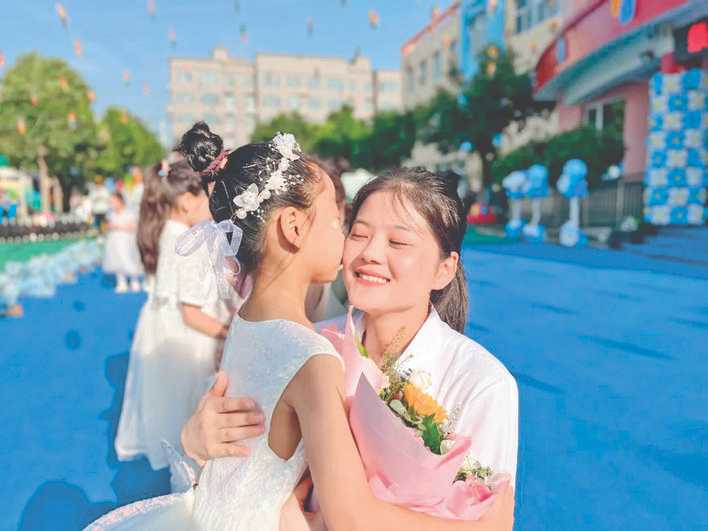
[280,476,327,531]
[180,371,265,466]
[477,484,515,531]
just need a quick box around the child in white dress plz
[102,192,142,293]
[115,160,235,471]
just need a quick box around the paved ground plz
[2,227,706,530]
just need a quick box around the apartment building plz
[168,48,401,148]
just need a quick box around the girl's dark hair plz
[137,159,202,274]
[349,167,469,333]
[178,121,321,275]
[111,191,125,204]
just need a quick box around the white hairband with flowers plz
[232,132,301,219]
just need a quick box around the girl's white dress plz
[102,210,142,276]
[90,317,341,530]
[114,220,231,470]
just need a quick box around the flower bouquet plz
[322,309,509,520]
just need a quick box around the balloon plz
[168,27,177,46]
[67,112,77,129]
[368,10,379,29]
[86,90,96,103]
[147,0,156,17]
[73,38,82,57]
[307,18,314,36]
[0,51,5,68]
[122,69,131,85]
[30,94,39,106]
[59,75,69,91]
[142,83,151,96]
[240,24,248,44]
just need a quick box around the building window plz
[309,77,320,89]
[224,93,236,110]
[203,113,219,124]
[226,75,237,87]
[176,70,192,83]
[516,0,559,33]
[349,80,357,92]
[328,99,341,110]
[287,96,299,109]
[419,59,428,86]
[174,93,193,104]
[309,97,321,109]
[263,95,281,108]
[245,95,255,112]
[264,72,280,87]
[201,93,219,106]
[585,99,625,133]
[287,76,300,88]
[201,71,218,85]
[432,50,443,81]
[406,65,415,93]
[328,78,344,91]
[179,113,194,123]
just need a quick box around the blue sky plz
[1,1,451,141]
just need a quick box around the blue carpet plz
[2,228,707,530]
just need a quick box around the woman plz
[182,167,519,524]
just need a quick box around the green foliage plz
[251,112,318,152]
[0,53,101,206]
[491,125,625,188]
[96,107,164,179]
[420,415,443,454]
[250,106,415,172]
[419,46,553,186]
[0,53,164,210]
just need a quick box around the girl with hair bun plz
[90,123,514,530]
[114,159,233,474]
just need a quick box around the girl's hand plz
[180,371,265,465]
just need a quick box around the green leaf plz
[421,415,442,454]
[388,399,407,418]
[356,338,369,358]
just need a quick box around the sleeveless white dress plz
[89,317,341,531]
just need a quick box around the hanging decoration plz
[122,69,131,85]
[234,0,240,14]
[16,118,27,136]
[168,27,177,48]
[368,10,379,29]
[58,75,69,91]
[240,24,248,44]
[30,94,39,106]
[0,52,5,69]
[431,4,441,19]
[73,38,83,58]
[142,83,151,96]
[120,110,129,124]
[67,112,77,129]
[307,18,314,36]
[86,90,96,103]
[55,3,69,28]
[147,0,157,18]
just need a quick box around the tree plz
[419,46,553,188]
[313,105,370,165]
[490,125,625,188]
[251,112,319,152]
[96,107,164,179]
[0,53,101,211]
[360,110,417,171]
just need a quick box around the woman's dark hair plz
[137,159,202,274]
[178,121,321,275]
[349,167,469,333]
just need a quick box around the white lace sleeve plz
[176,246,210,307]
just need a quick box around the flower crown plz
[232,132,302,220]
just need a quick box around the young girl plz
[114,160,233,471]
[89,125,513,530]
[102,191,142,293]
[182,168,519,526]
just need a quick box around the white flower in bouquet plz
[408,369,432,391]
